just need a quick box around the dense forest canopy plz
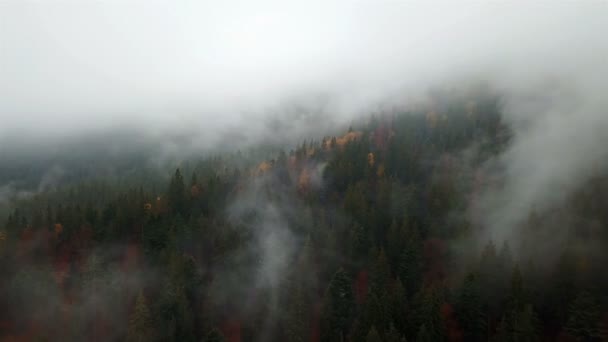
[3,1,608,341]
[2,88,608,341]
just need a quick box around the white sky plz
[1,1,607,142]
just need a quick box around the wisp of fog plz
[2,0,608,240]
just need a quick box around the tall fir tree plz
[127,292,155,342]
[320,268,355,342]
[564,290,601,341]
[168,168,187,217]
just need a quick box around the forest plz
[1,88,607,342]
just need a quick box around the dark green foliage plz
[493,304,540,342]
[366,326,382,342]
[511,304,539,342]
[390,278,408,336]
[284,240,315,342]
[398,223,423,297]
[414,287,446,341]
[203,328,225,342]
[168,168,187,216]
[127,292,155,342]
[321,268,355,342]
[565,291,601,341]
[1,90,606,342]
[456,273,486,341]
[416,325,432,342]
[385,323,403,342]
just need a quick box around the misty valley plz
[2,1,608,341]
[1,89,607,341]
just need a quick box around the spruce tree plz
[366,326,382,342]
[565,291,601,340]
[203,328,225,342]
[398,223,422,297]
[320,268,355,342]
[457,272,486,341]
[127,292,155,342]
[168,168,187,216]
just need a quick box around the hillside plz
[2,91,608,342]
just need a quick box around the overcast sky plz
[2,0,606,144]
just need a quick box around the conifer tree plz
[321,268,355,342]
[203,328,225,342]
[366,326,382,342]
[168,168,187,216]
[127,292,155,342]
[565,291,601,341]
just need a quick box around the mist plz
[0,0,607,243]
[0,1,604,142]
[4,2,608,340]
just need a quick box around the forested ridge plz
[1,91,607,342]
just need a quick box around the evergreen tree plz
[410,287,445,341]
[203,328,225,342]
[370,249,391,297]
[492,317,509,342]
[366,292,391,337]
[564,291,601,341]
[320,268,355,342]
[457,272,486,341]
[507,265,525,313]
[366,326,382,342]
[390,278,407,336]
[168,168,187,216]
[511,304,539,342]
[127,292,155,342]
[385,322,403,342]
[284,241,314,342]
[416,325,432,342]
[386,219,404,270]
[398,224,422,297]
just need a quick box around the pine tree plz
[564,291,601,340]
[479,240,506,319]
[203,328,225,342]
[191,172,198,187]
[127,292,155,342]
[349,223,371,267]
[416,325,432,342]
[398,224,422,297]
[366,292,391,337]
[387,219,403,270]
[498,241,513,270]
[168,168,187,216]
[457,272,486,341]
[492,317,509,342]
[320,268,355,342]
[511,304,539,342]
[371,249,390,296]
[390,278,407,336]
[385,322,403,342]
[366,326,382,342]
[411,287,446,341]
[508,265,525,313]
[285,241,314,342]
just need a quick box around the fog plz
[0,1,603,140]
[2,0,608,239]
